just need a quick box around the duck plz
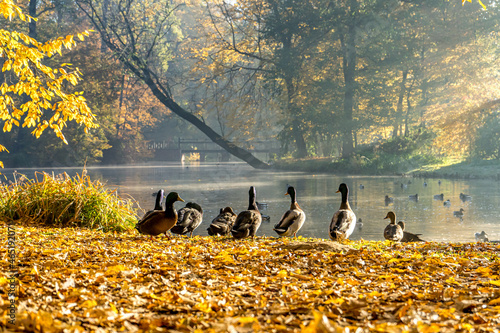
[170,202,203,237]
[453,208,465,218]
[143,189,164,219]
[384,211,425,242]
[383,212,404,241]
[443,199,451,207]
[207,207,237,236]
[257,201,268,210]
[384,195,394,206]
[460,193,472,202]
[356,218,363,231]
[231,186,262,239]
[475,231,488,242]
[135,192,184,237]
[433,193,444,200]
[273,185,306,237]
[408,194,419,201]
[329,183,356,241]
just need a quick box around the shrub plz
[0,170,138,232]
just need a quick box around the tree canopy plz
[0,0,97,167]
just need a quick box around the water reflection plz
[3,162,500,242]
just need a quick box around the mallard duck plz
[143,189,164,219]
[443,199,451,207]
[384,211,425,242]
[135,192,184,237]
[273,185,306,237]
[475,231,488,242]
[383,212,404,241]
[207,207,237,236]
[170,202,203,237]
[433,193,444,200]
[453,208,465,217]
[329,183,356,241]
[460,193,472,202]
[409,194,419,201]
[384,195,394,206]
[231,186,262,239]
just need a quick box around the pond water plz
[4,162,500,242]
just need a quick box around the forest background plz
[1,0,499,174]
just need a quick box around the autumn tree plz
[0,0,97,167]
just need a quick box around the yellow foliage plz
[0,0,97,160]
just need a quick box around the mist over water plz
[5,162,500,242]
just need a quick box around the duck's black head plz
[336,183,349,195]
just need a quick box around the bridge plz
[148,138,280,162]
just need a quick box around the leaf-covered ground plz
[1,225,500,332]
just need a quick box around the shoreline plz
[272,158,500,181]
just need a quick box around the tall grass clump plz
[0,170,138,232]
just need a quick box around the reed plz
[0,170,137,232]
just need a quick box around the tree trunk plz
[79,1,269,169]
[340,0,358,159]
[282,38,308,158]
[114,50,269,169]
[393,69,408,137]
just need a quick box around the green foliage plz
[344,129,440,173]
[473,112,500,159]
[0,170,137,232]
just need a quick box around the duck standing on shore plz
[135,192,184,237]
[170,202,203,237]
[207,207,237,236]
[273,185,306,237]
[329,183,356,241]
[231,186,262,239]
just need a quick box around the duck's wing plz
[136,212,171,236]
[171,208,203,235]
[207,211,237,236]
[231,210,262,238]
[401,231,425,242]
[273,209,305,234]
[136,209,162,228]
[329,209,356,239]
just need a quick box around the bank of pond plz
[136,183,496,244]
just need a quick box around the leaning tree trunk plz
[77,1,269,169]
[121,54,269,169]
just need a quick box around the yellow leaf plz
[238,317,257,324]
[80,300,97,308]
[489,280,500,287]
[488,298,500,306]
